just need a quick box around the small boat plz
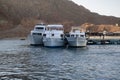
[43,24,65,47]
[65,27,87,47]
[29,23,46,45]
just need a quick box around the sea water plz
[0,39,120,80]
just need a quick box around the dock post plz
[103,31,106,40]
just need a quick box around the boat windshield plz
[80,35,84,37]
[35,27,44,30]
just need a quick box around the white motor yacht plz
[65,27,87,47]
[43,24,65,47]
[29,23,46,45]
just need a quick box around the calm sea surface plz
[0,39,120,80]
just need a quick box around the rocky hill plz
[0,0,120,38]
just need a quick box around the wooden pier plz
[87,36,120,45]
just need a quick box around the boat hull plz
[29,35,43,45]
[43,38,64,47]
[66,37,87,47]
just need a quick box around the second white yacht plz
[43,24,65,47]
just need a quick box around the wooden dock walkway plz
[87,36,120,45]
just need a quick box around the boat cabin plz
[31,23,46,35]
[66,27,86,38]
[43,24,64,38]
[34,23,46,31]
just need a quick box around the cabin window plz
[43,34,46,36]
[36,27,44,29]
[33,33,36,35]
[61,34,64,37]
[66,34,70,37]
[34,33,42,35]
[37,33,42,35]
[76,35,79,37]
[71,35,74,37]
[80,35,84,37]
[52,34,54,36]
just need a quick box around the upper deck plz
[34,24,46,31]
[46,24,64,31]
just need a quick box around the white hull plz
[43,38,64,47]
[29,34,43,45]
[66,37,87,47]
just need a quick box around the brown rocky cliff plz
[81,23,120,33]
[0,0,120,38]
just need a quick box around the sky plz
[72,0,120,18]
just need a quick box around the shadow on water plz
[0,39,120,80]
